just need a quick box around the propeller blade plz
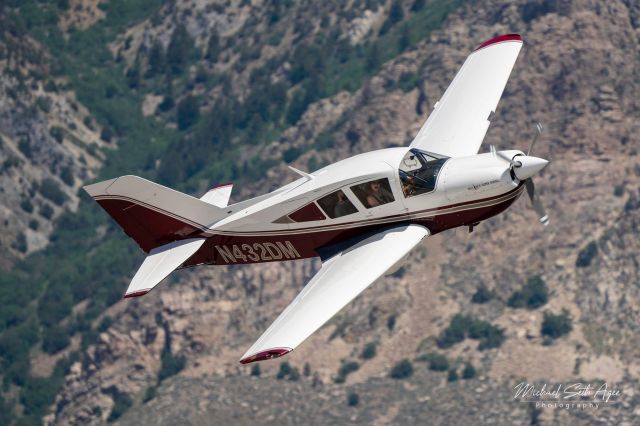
[525,179,549,226]
[496,150,521,168]
[527,122,543,156]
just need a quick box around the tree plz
[462,362,476,379]
[471,284,494,304]
[390,359,413,379]
[360,342,377,360]
[167,23,193,74]
[206,32,220,61]
[148,40,165,76]
[541,310,573,339]
[176,95,200,130]
[347,392,359,406]
[507,276,548,309]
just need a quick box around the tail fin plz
[84,175,225,252]
[124,238,206,298]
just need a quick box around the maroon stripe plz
[240,348,292,364]
[183,188,522,267]
[474,34,522,52]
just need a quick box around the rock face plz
[0,10,105,265]
[11,0,640,424]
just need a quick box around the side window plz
[286,202,326,222]
[317,190,358,219]
[350,178,395,209]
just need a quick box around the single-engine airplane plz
[85,34,549,364]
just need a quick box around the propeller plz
[492,122,550,226]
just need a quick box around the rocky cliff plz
[1,0,639,424]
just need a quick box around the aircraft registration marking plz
[215,241,301,263]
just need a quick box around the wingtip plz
[474,34,523,52]
[239,348,292,364]
[123,288,151,299]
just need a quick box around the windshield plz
[399,149,447,197]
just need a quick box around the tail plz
[84,175,226,252]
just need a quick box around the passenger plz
[333,191,352,217]
[365,180,393,207]
[402,174,416,197]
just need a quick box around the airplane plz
[84,33,549,364]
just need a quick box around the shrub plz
[282,147,302,163]
[462,362,476,379]
[387,314,396,331]
[447,369,458,382]
[176,95,199,130]
[507,276,548,309]
[143,386,157,402]
[14,232,27,253]
[100,126,114,143]
[42,325,70,354]
[60,166,74,186]
[541,310,572,339]
[360,342,377,360]
[39,203,54,219]
[29,219,39,230]
[390,359,413,379]
[576,241,598,268]
[437,315,505,350]
[436,314,467,348]
[335,361,360,383]
[107,392,133,422]
[425,353,449,372]
[347,391,359,406]
[276,362,291,379]
[158,350,186,382]
[613,184,624,197]
[39,178,68,206]
[20,198,34,213]
[288,367,301,381]
[303,363,311,377]
[471,284,494,304]
[251,364,261,377]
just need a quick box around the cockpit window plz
[350,178,395,209]
[317,190,358,219]
[399,149,447,197]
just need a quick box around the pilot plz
[333,191,352,217]
[366,180,394,207]
[402,174,416,196]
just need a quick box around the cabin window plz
[287,202,326,222]
[317,190,358,219]
[350,178,395,209]
[399,149,447,197]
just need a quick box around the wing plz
[410,34,523,157]
[239,224,429,364]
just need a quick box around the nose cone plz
[514,156,549,180]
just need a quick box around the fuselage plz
[183,147,525,267]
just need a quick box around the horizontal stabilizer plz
[200,183,233,207]
[124,238,206,298]
[84,175,225,252]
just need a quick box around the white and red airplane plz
[85,34,549,364]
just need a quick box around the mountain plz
[0,0,638,425]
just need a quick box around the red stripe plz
[123,289,150,298]
[240,348,292,364]
[474,34,522,52]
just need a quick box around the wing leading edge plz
[410,34,523,157]
[240,224,429,364]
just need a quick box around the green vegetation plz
[0,0,469,422]
[437,314,505,350]
[417,352,449,371]
[507,275,548,309]
[576,241,598,268]
[541,310,573,340]
[107,391,133,422]
[461,362,476,379]
[360,342,377,360]
[447,368,458,382]
[250,364,261,377]
[276,361,291,379]
[471,283,494,304]
[390,359,414,379]
[335,361,360,383]
[347,391,359,406]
